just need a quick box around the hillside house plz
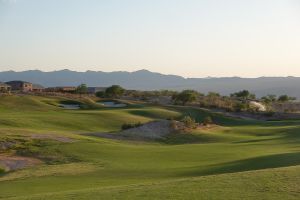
[45,86,77,93]
[0,82,11,93]
[6,81,33,92]
[32,84,45,92]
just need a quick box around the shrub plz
[203,116,213,126]
[181,116,197,129]
[173,90,201,105]
[105,85,125,98]
[234,102,248,112]
[96,91,105,98]
[0,167,5,174]
[121,122,142,130]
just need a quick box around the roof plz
[6,80,32,84]
[88,87,107,90]
[32,84,45,89]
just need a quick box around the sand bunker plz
[89,120,173,140]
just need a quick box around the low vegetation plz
[121,122,143,130]
[0,167,4,174]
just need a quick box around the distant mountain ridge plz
[0,69,299,98]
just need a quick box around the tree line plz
[75,84,296,112]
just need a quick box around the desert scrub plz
[13,139,79,164]
[121,122,143,130]
[181,116,198,129]
[0,167,5,174]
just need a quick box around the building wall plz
[0,85,11,93]
[7,82,33,92]
[23,83,33,92]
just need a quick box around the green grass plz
[13,166,299,200]
[0,95,299,199]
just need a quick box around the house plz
[45,86,77,93]
[6,81,33,92]
[87,87,107,94]
[0,82,11,93]
[32,84,45,92]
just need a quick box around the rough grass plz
[0,95,299,199]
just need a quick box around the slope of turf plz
[0,95,299,199]
[11,166,299,200]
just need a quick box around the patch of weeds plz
[0,136,25,153]
[13,139,79,164]
[121,122,143,130]
[1,136,79,165]
[0,167,5,174]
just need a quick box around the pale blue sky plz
[0,0,299,77]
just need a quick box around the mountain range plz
[0,69,299,98]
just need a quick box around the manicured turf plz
[0,95,299,199]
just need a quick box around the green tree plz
[105,85,125,98]
[278,95,290,102]
[261,94,277,104]
[231,90,256,100]
[95,91,105,98]
[181,116,197,129]
[76,84,88,96]
[173,90,200,105]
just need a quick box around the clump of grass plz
[0,167,5,174]
[121,122,143,130]
[13,139,79,164]
[181,116,198,129]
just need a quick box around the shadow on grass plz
[232,125,300,144]
[183,152,300,177]
[160,132,229,145]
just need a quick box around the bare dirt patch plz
[0,154,42,172]
[89,120,173,141]
[0,141,15,152]
[31,134,75,143]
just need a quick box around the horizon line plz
[0,68,298,79]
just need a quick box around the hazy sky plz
[0,0,300,77]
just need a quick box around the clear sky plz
[0,0,299,77]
